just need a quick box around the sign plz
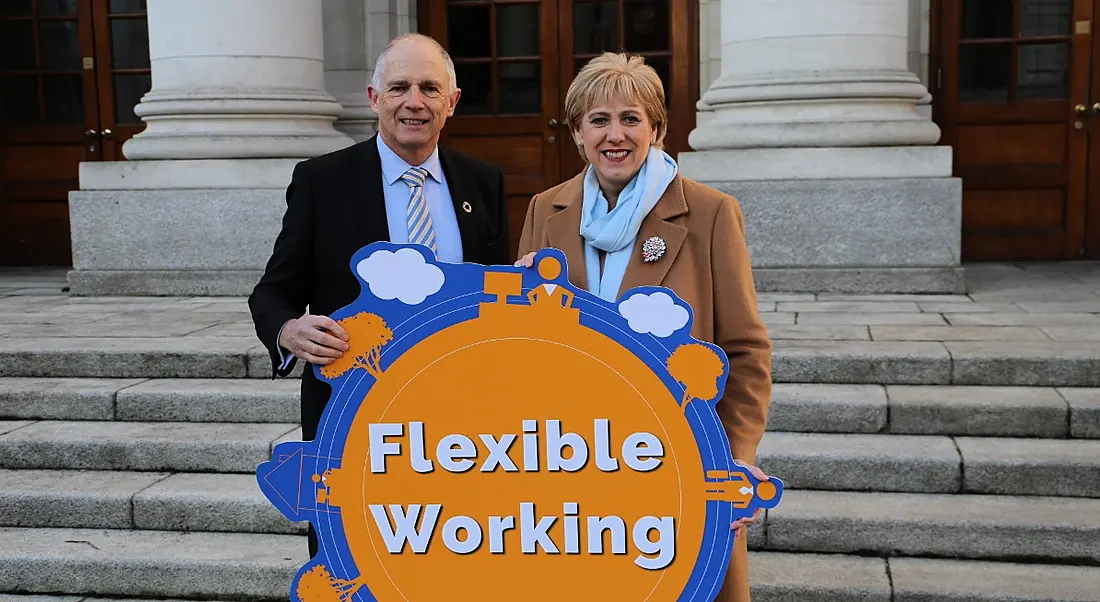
[256,243,783,601]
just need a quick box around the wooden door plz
[934,0,1096,260]
[1087,2,1100,257]
[422,0,697,259]
[0,0,149,267]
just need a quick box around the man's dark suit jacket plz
[248,134,511,442]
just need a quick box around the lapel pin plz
[642,235,666,263]
[462,201,472,213]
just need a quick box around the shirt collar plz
[377,133,442,186]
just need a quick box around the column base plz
[677,147,964,294]
[67,160,294,296]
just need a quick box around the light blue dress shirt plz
[376,134,464,264]
[277,135,465,370]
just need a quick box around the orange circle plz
[537,256,562,280]
[756,481,777,501]
[338,317,707,601]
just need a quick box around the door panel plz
[92,0,150,160]
[1088,2,1100,257]
[0,0,99,266]
[935,0,1094,261]
[0,0,149,266]
[423,0,697,259]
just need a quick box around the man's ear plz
[367,86,380,112]
[446,88,462,117]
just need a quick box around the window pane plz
[644,55,670,107]
[110,0,147,14]
[574,2,619,54]
[0,21,36,70]
[114,72,150,123]
[38,20,81,71]
[448,6,491,58]
[497,4,539,58]
[0,1,33,16]
[962,0,1011,39]
[1020,0,1072,36]
[498,61,540,114]
[624,0,669,52]
[111,18,150,69]
[1018,43,1069,99]
[959,43,1011,102]
[454,62,491,115]
[37,0,78,15]
[42,74,83,124]
[0,76,40,123]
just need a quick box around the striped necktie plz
[401,166,437,254]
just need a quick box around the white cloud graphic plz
[356,248,445,305]
[618,291,689,338]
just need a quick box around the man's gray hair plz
[370,33,458,92]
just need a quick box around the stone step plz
[2,337,1099,386]
[4,378,1098,442]
[0,421,299,473]
[757,432,1100,496]
[4,421,1098,496]
[769,383,1099,438]
[2,527,1098,602]
[889,557,1100,602]
[8,469,1100,560]
[766,490,1100,564]
[0,378,299,423]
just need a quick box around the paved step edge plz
[3,528,1099,602]
[5,379,1097,441]
[0,422,300,473]
[889,557,1100,602]
[3,427,1099,497]
[6,473,1100,566]
[2,340,1099,386]
[765,490,1100,565]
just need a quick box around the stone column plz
[67,0,356,296]
[679,0,963,293]
[122,0,352,159]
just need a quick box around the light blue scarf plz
[579,147,678,302]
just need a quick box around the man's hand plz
[514,252,537,268]
[730,461,769,536]
[279,314,350,365]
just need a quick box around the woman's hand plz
[515,252,537,268]
[730,461,769,535]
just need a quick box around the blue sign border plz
[257,242,783,602]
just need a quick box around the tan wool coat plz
[516,170,773,602]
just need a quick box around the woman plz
[515,52,772,602]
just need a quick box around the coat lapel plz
[543,172,689,297]
[545,173,588,289]
[615,175,690,297]
[439,147,487,263]
[354,135,391,243]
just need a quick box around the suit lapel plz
[439,147,485,263]
[354,135,391,243]
[615,175,690,297]
[545,174,588,289]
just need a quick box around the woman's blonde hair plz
[564,52,668,157]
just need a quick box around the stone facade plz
[67,0,958,296]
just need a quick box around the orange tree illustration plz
[666,343,726,410]
[296,564,367,602]
[319,311,394,380]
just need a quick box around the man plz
[248,33,511,556]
